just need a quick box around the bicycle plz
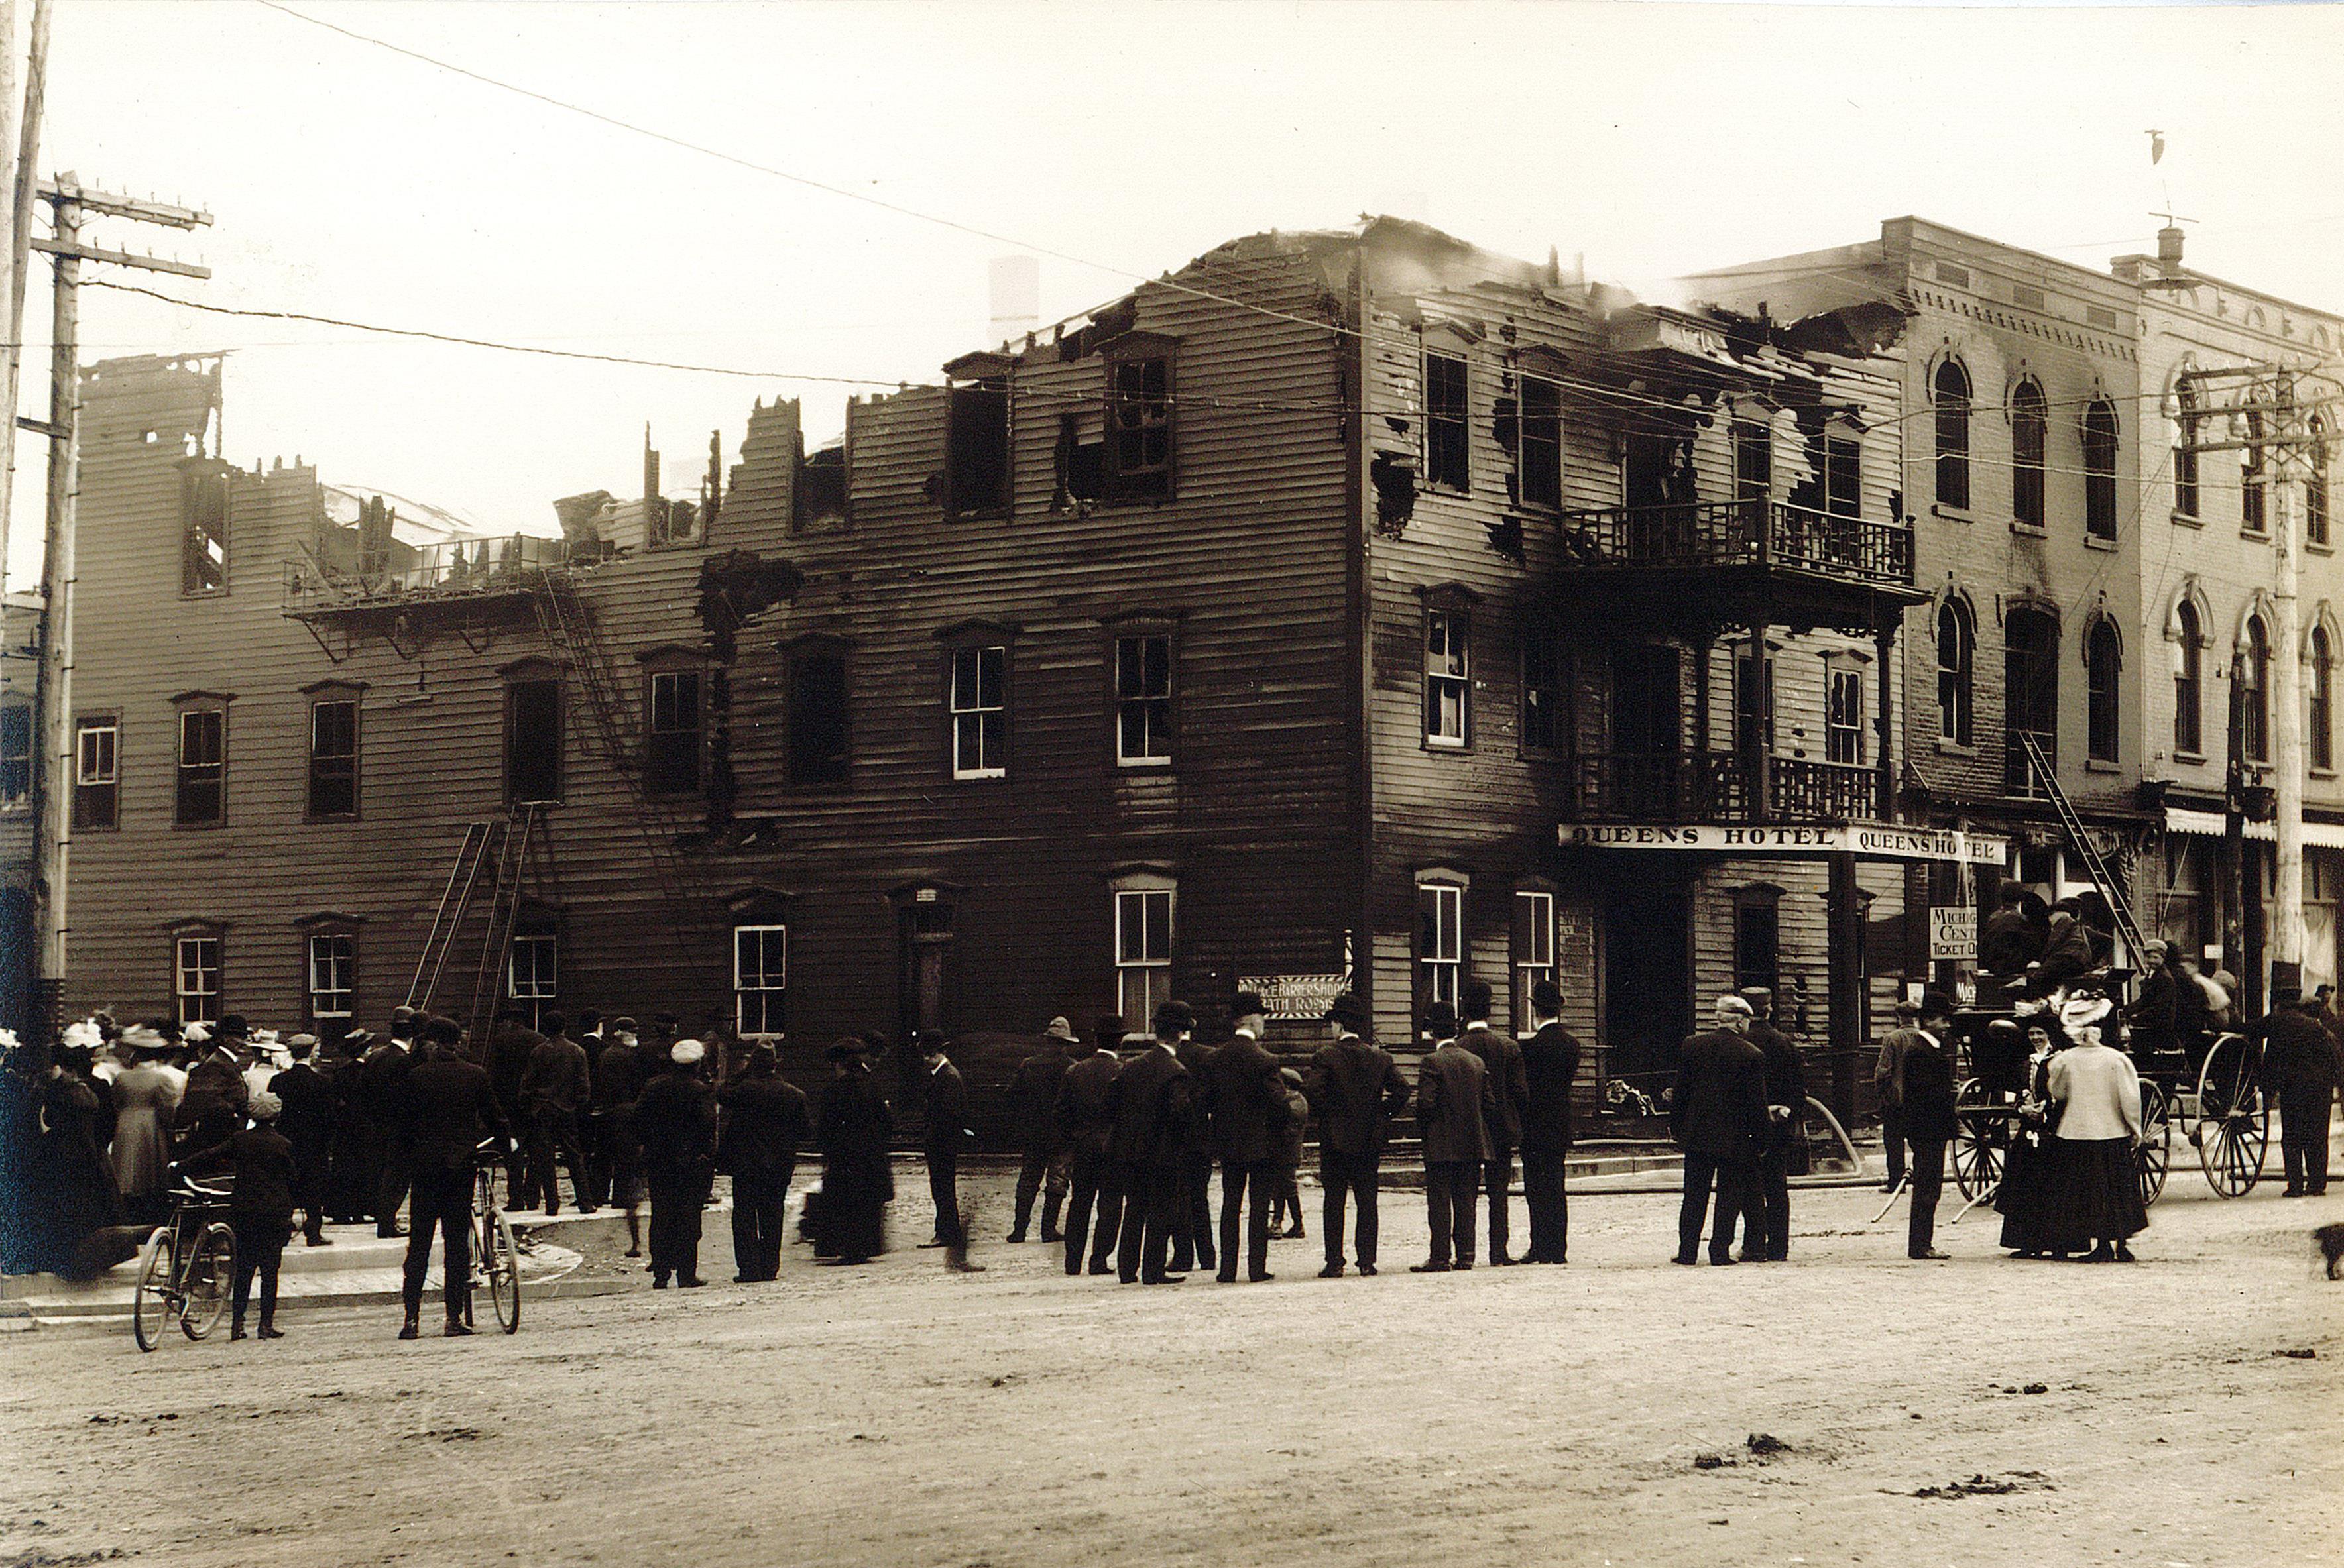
[131,1173,238,1351]
[465,1139,522,1333]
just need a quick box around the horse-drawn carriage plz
[1945,988,2270,1209]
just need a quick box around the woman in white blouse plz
[2044,996,2148,1262]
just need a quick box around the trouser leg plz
[1090,1160,1124,1273]
[1678,1152,1716,1260]
[731,1188,759,1280]
[1521,1150,1551,1259]
[1246,1164,1273,1278]
[1012,1150,1045,1237]
[929,1152,963,1247]
[1216,1162,1250,1278]
[257,1239,282,1327]
[1452,1164,1478,1264]
[1140,1168,1176,1282]
[1356,1160,1381,1267]
[1881,1105,1906,1182]
[377,1150,410,1236]
[1906,1138,1945,1256]
[1320,1154,1350,1265]
[233,1249,257,1326]
[1063,1153,1097,1273]
[1116,1163,1147,1282]
[1425,1162,1458,1263]
[1188,1158,1217,1271]
[1484,1152,1514,1262]
[1761,1150,1790,1258]
[1710,1162,1749,1262]
[559,1116,593,1209]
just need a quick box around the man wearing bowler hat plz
[1411,1001,1492,1272]
[1202,992,1287,1283]
[1517,980,1582,1264]
[1672,994,1767,1266]
[1458,979,1529,1266]
[1108,1001,1197,1284]
[1304,991,1409,1277]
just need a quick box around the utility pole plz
[0,0,49,655]
[2266,370,2308,999]
[25,173,209,1039]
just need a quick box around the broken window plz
[176,708,225,826]
[786,648,850,787]
[1115,633,1173,766]
[2003,606,2060,791]
[646,669,703,795]
[1424,609,1469,749]
[1426,352,1469,492]
[506,677,563,804]
[182,466,229,595]
[1104,354,1172,501]
[1933,358,1971,510]
[949,645,1008,779]
[1517,374,1562,509]
[307,698,359,818]
[795,444,849,533]
[2011,381,2046,528]
[0,704,27,806]
[1053,414,1104,508]
[1521,631,1563,755]
[1827,670,1864,765]
[74,717,117,830]
[2083,399,2119,542]
[1733,420,1771,506]
[946,378,1010,516]
[1826,434,1863,518]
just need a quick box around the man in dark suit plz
[1304,991,1409,1277]
[518,1011,595,1217]
[1737,986,1804,1262]
[1412,1001,1493,1273]
[1056,1016,1126,1275]
[1872,999,1922,1191]
[634,1038,719,1288]
[1005,1019,1077,1244]
[1517,980,1582,1265]
[485,1008,544,1209]
[590,1019,650,1258]
[1671,995,1767,1266]
[1459,980,1529,1266]
[266,1033,337,1247]
[392,1017,512,1339]
[1204,993,1287,1284]
[2256,986,2341,1197]
[1899,993,1960,1260]
[176,1019,250,1159]
[2123,941,2182,1064]
[1168,1016,1218,1276]
[1108,1001,1195,1285]
[717,1042,811,1282]
[360,1019,420,1237]
[919,1035,984,1272]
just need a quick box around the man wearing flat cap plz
[1005,1019,1077,1245]
[1671,995,1767,1266]
[1411,1001,1493,1272]
[1304,991,1409,1277]
[1202,993,1287,1284]
[633,1038,718,1288]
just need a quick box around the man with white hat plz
[632,1038,718,1288]
[1670,995,1766,1266]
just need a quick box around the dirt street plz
[2,1171,2337,1568]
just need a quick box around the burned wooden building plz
[65,221,1973,1102]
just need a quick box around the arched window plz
[2312,624,2335,772]
[1936,597,1974,746]
[2174,600,2203,756]
[2173,379,2201,518]
[2083,399,2119,541]
[2087,620,2121,764]
[2004,604,2060,792]
[2011,380,2046,528]
[1934,358,1971,510]
[2241,615,2272,762]
[2242,410,2268,533]
[2309,414,2331,549]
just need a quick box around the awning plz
[2164,806,2344,850]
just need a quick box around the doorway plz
[1602,872,1692,1084]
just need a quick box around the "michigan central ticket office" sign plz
[1557,821,2009,865]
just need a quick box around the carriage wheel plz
[1951,1079,2009,1202]
[2196,1033,2270,1198]
[2136,1080,2170,1206]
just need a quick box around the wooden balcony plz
[1547,499,1923,634]
[1563,751,1882,825]
[284,534,567,622]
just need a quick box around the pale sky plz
[18,0,2344,586]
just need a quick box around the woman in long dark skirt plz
[1995,1019,2070,1258]
[814,1040,894,1265]
[2042,1002,2149,1262]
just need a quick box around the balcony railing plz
[1564,751,1880,824]
[1555,498,1914,588]
[284,534,567,616]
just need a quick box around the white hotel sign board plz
[1558,821,2009,866]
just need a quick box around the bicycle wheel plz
[1951,1080,2008,1201]
[180,1222,235,1341]
[131,1227,176,1353]
[2196,1033,2270,1198]
[487,1211,521,1333]
[2136,1079,2170,1206]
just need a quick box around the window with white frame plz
[174,933,221,1026]
[508,932,557,1029]
[1114,886,1173,1026]
[950,644,1007,779]
[1115,633,1173,765]
[74,717,117,830]
[1424,609,1468,748]
[307,932,355,1021]
[1418,881,1464,1020]
[1827,670,1864,765]
[734,924,788,1037]
[1512,890,1555,1035]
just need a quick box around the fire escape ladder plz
[466,803,542,1052]
[529,573,725,993]
[405,819,496,1012]
[2017,731,2148,964]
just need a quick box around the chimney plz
[988,255,1040,347]
[642,423,660,501]
[2157,224,2186,276]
